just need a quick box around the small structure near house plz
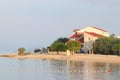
[41,48,48,53]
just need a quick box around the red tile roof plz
[85,32,105,37]
[91,26,107,32]
[78,37,84,43]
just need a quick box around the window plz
[75,32,77,34]
[88,37,90,40]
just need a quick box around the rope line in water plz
[0,68,111,73]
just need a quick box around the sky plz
[0,0,120,52]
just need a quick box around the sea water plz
[0,57,120,80]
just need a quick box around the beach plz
[0,53,120,63]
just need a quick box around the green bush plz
[49,43,66,54]
[34,49,41,53]
[53,37,69,44]
[18,48,25,55]
[66,40,81,55]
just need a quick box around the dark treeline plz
[93,37,120,55]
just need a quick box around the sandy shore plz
[0,53,120,63]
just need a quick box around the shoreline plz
[0,53,120,63]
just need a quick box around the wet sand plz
[0,53,120,63]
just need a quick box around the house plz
[69,26,109,53]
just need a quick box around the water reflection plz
[0,58,120,80]
[48,60,66,80]
[64,60,120,80]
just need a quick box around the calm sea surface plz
[0,57,120,80]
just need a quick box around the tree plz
[112,38,120,55]
[53,37,69,44]
[110,33,115,38]
[34,49,41,53]
[113,44,120,55]
[93,37,120,55]
[93,37,110,55]
[66,40,81,55]
[18,48,25,55]
[49,43,66,54]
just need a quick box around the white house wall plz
[83,32,98,53]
